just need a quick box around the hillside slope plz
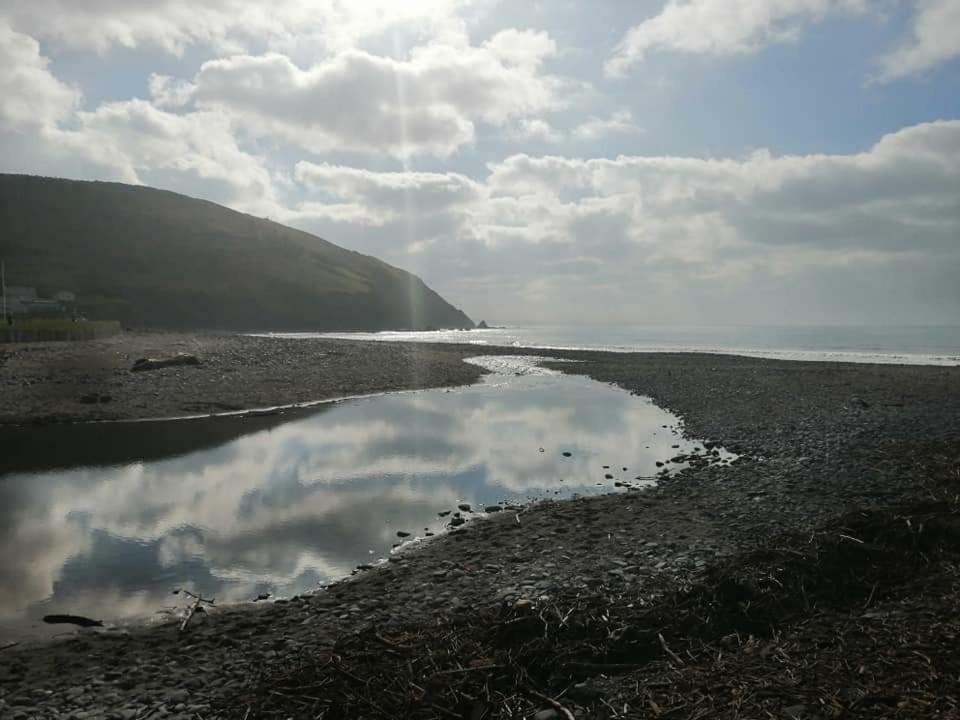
[0,174,473,331]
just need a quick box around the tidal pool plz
[0,357,728,639]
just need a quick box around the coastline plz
[1,332,958,719]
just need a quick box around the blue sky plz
[1,0,958,325]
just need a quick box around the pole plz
[1,258,6,324]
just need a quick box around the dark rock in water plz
[438,510,451,517]
[604,473,614,479]
[42,614,103,628]
[602,465,610,469]
[449,517,466,527]
[485,505,503,513]
[396,531,411,538]
[254,593,271,601]
[458,503,472,512]
[356,564,374,571]
[622,467,628,471]
[562,451,572,457]
[672,444,680,449]
[477,320,489,329]
[656,461,665,467]
[131,353,201,372]
[539,447,544,453]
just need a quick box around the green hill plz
[0,174,473,331]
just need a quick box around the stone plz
[485,505,503,513]
[131,354,200,372]
[458,503,472,512]
[396,531,411,538]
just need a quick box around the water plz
[0,358,730,640]
[265,324,960,366]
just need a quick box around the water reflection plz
[0,359,715,638]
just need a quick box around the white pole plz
[1,259,6,323]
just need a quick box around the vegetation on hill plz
[0,174,473,331]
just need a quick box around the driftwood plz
[42,614,103,628]
[131,353,201,372]
[177,589,215,632]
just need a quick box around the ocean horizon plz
[260,324,960,367]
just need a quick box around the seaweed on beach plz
[220,454,960,720]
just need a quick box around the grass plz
[0,318,122,342]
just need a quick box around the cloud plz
[287,120,960,324]
[877,0,960,81]
[509,118,564,143]
[0,22,81,131]
[606,0,870,76]
[0,0,473,56]
[572,110,642,141]
[183,27,566,157]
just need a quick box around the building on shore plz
[5,286,75,317]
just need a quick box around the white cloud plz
[293,162,482,228]
[572,110,642,141]
[148,74,195,109]
[0,0,472,56]
[182,27,567,157]
[606,0,870,76]
[506,118,564,143]
[0,42,277,212]
[0,22,80,130]
[283,120,959,322]
[877,0,960,80]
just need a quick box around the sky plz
[1,0,958,326]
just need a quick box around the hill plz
[0,174,473,331]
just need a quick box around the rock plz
[131,354,201,372]
[485,505,503,513]
[42,614,103,628]
[449,517,466,527]
[604,473,614,479]
[458,503,472,512]
[656,461,665,467]
[396,531,411,538]
[438,510,451,517]
[477,320,490,329]
[562,451,572,457]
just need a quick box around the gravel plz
[1,341,957,717]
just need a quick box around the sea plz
[261,324,960,366]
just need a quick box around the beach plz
[1,333,958,719]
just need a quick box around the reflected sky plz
[0,358,713,639]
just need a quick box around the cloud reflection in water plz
[0,364,704,636]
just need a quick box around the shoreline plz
[1,332,959,718]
